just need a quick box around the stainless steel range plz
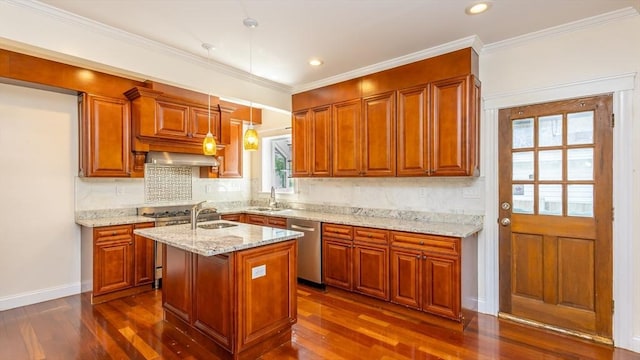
[138,204,220,288]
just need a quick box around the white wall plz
[0,83,80,310]
[480,14,640,351]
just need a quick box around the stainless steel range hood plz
[146,151,219,167]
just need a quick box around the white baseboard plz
[0,283,81,311]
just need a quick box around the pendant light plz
[243,17,259,151]
[202,43,217,156]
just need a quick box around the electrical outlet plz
[205,185,214,193]
[115,185,125,196]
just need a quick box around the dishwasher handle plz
[290,224,316,232]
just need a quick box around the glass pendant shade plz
[202,132,217,155]
[243,126,259,151]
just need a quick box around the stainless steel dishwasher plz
[286,218,323,286]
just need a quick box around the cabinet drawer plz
[245,214,266,225]
[267,216,287,229]
[322,223,353,241]
[221,213,244,222]
[354,227,389,244]
[391,231,459,255]
[95,225,132,242]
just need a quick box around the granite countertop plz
[77,206,482,238]
[233,208,482,238]
[133,220,303,257]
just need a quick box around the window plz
[261,134,294,193]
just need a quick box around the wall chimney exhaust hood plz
[146,151,219,167]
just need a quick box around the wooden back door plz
[498,95,613,340]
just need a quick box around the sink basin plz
[253,207,284,212]
[198,222,238,230]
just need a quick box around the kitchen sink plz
[253,207,285,212]
[198,222,238,230]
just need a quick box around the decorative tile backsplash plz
[144,165,192,202]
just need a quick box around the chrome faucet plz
[191,201,213,230]
[268,186,277,209]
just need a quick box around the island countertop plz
[133,220,304,256]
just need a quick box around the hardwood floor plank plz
[0,285,639,359]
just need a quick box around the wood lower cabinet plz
[93,225,134,296]
[78,94,131,177]
[162,240,297,359]
[322,224,390,300]
[321,223,477,325]
[134,222,155,286]
[243,214,287,229]
[220,213,246,222]
[390,231,471,322]
[82,223,154,303]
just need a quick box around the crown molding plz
[7,0,292,93]
[292,35,483,94]
[482,6,639,54]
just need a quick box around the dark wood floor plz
[1,285,638,360]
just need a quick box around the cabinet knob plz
[416,255,420,259]
[112,231,116,236]
[419,241,424,245]
[129,242,133,245]
[422,255,427,260]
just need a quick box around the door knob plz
[500,218,511,226]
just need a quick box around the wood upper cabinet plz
[331,94,396,177]
[218,119,243,178]
[154,101,219,143]
[332,99,362,176]
[429,75,479,176]
[292,105,332,177]
[397,75,479,176]
[362,92,396,176]
[397,86,429,176]
[78,94,131,177]
[133,222,155,286]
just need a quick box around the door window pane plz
[513,118,534,149]
[568,185,594,217]
[539,150,562,181]
[567,111,594,145]
[567,148,594,181]
[538,115,563,147]
[513,184,534,214]
[539,184,563,216]
[513,151,534,180]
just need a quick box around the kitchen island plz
[134,220,304,360]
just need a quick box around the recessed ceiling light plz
[309,59,324,66]
[465,2,491,15]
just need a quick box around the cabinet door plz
[353,243,389,300]
[430,76,470,176]
[79,94,130,177]
[323,239,352,290]
[311,105,332,176]
[190,106,220,141]
[155,100,190,139]
[93,226,134,296]
[163,245,192,323]
[219,119,243,178]
[236,240,297,350]
[397,86,429,176]
[332,99,362,176]
[362,92,396,176]
[291,109,311,177]
[423,254,460,320]
[193,254,233,350]
[390,247,422,309]
[133,222,154,286]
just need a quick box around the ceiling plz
[38,0,639,91]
